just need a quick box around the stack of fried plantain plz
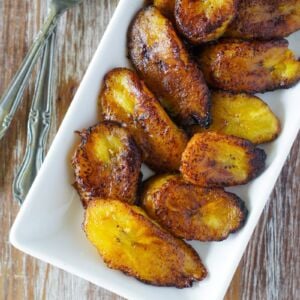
[150,0,300,91]
[152,0,300,41]
[71,1,300,288]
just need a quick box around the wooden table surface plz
[0,1,299,299]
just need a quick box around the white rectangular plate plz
[10,1,300,299]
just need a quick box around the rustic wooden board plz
[0,0,299,299]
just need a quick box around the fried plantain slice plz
[175,0,239,44]
[226,0,300,39]
[84,199,207,287]
[152,0,175,18]
[99,68,188,172]
[141,174,248,241]
[197,39,300,93]
[189,91,281,144]
[128,6,210,126]
[181,132,266,187]
[72,121,141,207]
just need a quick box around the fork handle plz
[13,30,56,205]
[0,7,58,140]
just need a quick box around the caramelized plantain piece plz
[181,132,266,187]
[175,0,239,44]
[142,174,248,241]
[226,0,300,39]
[128,6,210,126]
[84,199,207,287]
[197,39,300,93]
[72,122,141,207]
[99,68,188,172]
[189,91,281,144]
[152,0,175,18]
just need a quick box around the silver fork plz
[0,0,83,140]
[13,31,56,205]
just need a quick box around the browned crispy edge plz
[226,0,300,39]
[175,0,239,44]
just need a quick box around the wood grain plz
[0,1,299,299]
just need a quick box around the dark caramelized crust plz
[181,132,266,187]
[99,68,188,172]
[128,6,211,126]
[188,91,281,144]
[71,121,141,207]
[197,39,300,93]
[84,199,207,287]
[226,0,300,39]
[152,0,175,18]
[175,0,239,44]
[142,174,248,241]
